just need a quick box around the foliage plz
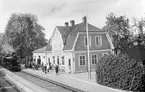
[0,71,5,77]
[131,18,145,46]
[102,13,131,53]
[132,18,145,37]
[2,13,47,58]
[96,54,144,91]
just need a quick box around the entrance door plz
[68,59,71,71]
[57,56,59,65]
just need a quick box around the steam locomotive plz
[1,53,21,71]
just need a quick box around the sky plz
[0,0,145,40]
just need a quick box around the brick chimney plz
[70,20,75,27]
[82,16,87,23]
[64,22,69,27]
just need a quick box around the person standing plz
[44,64,47,74]
[49,61,52,70]
[46,63,49,72]
[55,65,59,75]
[42,62,44,72]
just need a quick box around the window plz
[92,55,97,64]
[84,36,91,46]
[95,36,102,46]
[43,56,45,58]
[62,56,64,65]
[53,56,55,64]
[80,56,86,65]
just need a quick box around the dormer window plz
[95,36,102,46]
[84,36,91,46]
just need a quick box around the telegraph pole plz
[85,0,91,79]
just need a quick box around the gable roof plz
[62,22,102,50]
[56,26,72,44]
[46,22,103,51]
[32,46,46,53]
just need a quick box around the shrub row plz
[96,54,144,91]
[0,71,5,77]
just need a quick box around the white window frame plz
[95,36,102,46]
[84,36,91,46]
[79,55,86,66]
[91,54,98,64]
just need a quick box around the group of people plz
[41,63,59,75]
[25,56,60,75]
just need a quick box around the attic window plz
[84,36,91,46]
[95,36,102,46]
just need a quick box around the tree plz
[103,13,131,54]
[131,18,145,46]
[132,18,145,36]
[3,13,47,58]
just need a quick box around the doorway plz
[68,59,71,71]
[57,56,59,65]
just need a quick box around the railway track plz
[0,76,21,92]
[14,71,84,92]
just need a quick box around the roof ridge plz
[45,22,103,51]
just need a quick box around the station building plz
[33,17,114,73]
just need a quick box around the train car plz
[2,54,21,71]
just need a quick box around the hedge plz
[96,54,144,91]
[0,71,5,77]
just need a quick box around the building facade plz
[44,17,114,73]
[32,46,46,65]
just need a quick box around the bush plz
[0,71,5,77]
[96,54,144,91]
